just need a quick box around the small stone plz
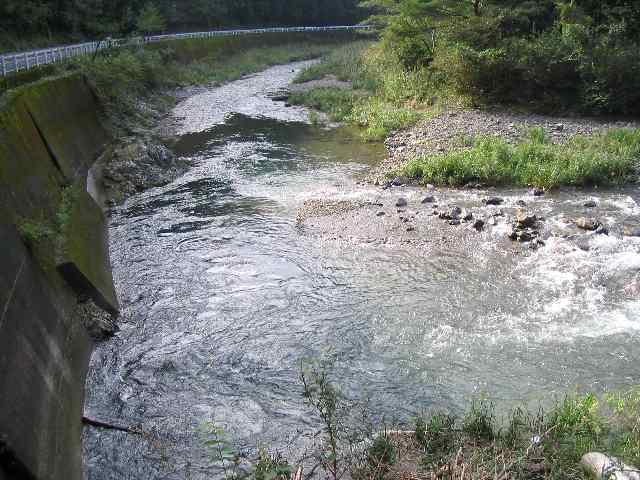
[595,225,609,235]
[575,217,600,231]
[395,197,408,207]
[584,200,597,208]
[448,219,461,226]
[531,188,545,196]
[425,184,435,190]
[376,211,385,217]
[623,226,640,237]
[406,226,415,232]
[472,219,485,231]
[462,211,473,221]
[391,176,404,187]
[516,200,527,207]
[484,197,504,206]
[554,123,564,131]
[421,196,436,204]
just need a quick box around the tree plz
[136,2,166,35]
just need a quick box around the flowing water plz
[83,61,640,479]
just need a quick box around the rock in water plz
[516,211,538,228]
[472,219,485,231]
[484,197,504,206]
[623,225,640,237]
[531,188,545,196]
[396,197,408,207]
[580,452,640,480]
[391,176,404,187]
[575,217,601,231]
[584,200,598,208]
[516,200,527,207]
[421,196,436,204]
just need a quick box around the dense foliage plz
[365,0,640,115]
[0,0,364,50]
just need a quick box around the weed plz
[462,398,496,441]
[367,434,396,477]
[17,219,54,247]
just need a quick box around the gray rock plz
[376,211,386,217]
[516,200,527,207]
[395,197,408,207]
[531,188,545,196]
[391,176,404,187]
[462,211,473,221]
[575,217,601,231]
[421,195,436,204]
[448,219,461,226]
[584,200,598,208]
[472,219,485,231]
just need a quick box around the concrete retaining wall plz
[0,74,117,479]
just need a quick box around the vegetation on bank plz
[204,359,640,480]
[288,41,433,141]
[402,128,640,188]
[4,33,365,136]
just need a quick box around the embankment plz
[0,74,118,480]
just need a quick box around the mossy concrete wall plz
[0,74,117,479]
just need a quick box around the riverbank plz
[287,43,640,192]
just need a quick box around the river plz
[83,61,640,479]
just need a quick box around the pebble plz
[421,196,436,204]
[396,198,408,207]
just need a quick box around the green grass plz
[402,128,640,189]
[411,390,640,480]
[289,87,357,121]
[290,41,441,141]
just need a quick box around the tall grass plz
[290,42,450,141]
[402,128,640,188]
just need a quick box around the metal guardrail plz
[0,25,371,77]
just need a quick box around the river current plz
[83,61,640,479]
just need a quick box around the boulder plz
[421,196,436,204]
[516,211,538,228]
[580,452,640,480]
[584,200,598,208]
[391,176,404,187]
[395,197,408,208]
[531,188,545,196]
[516,200,527,207]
